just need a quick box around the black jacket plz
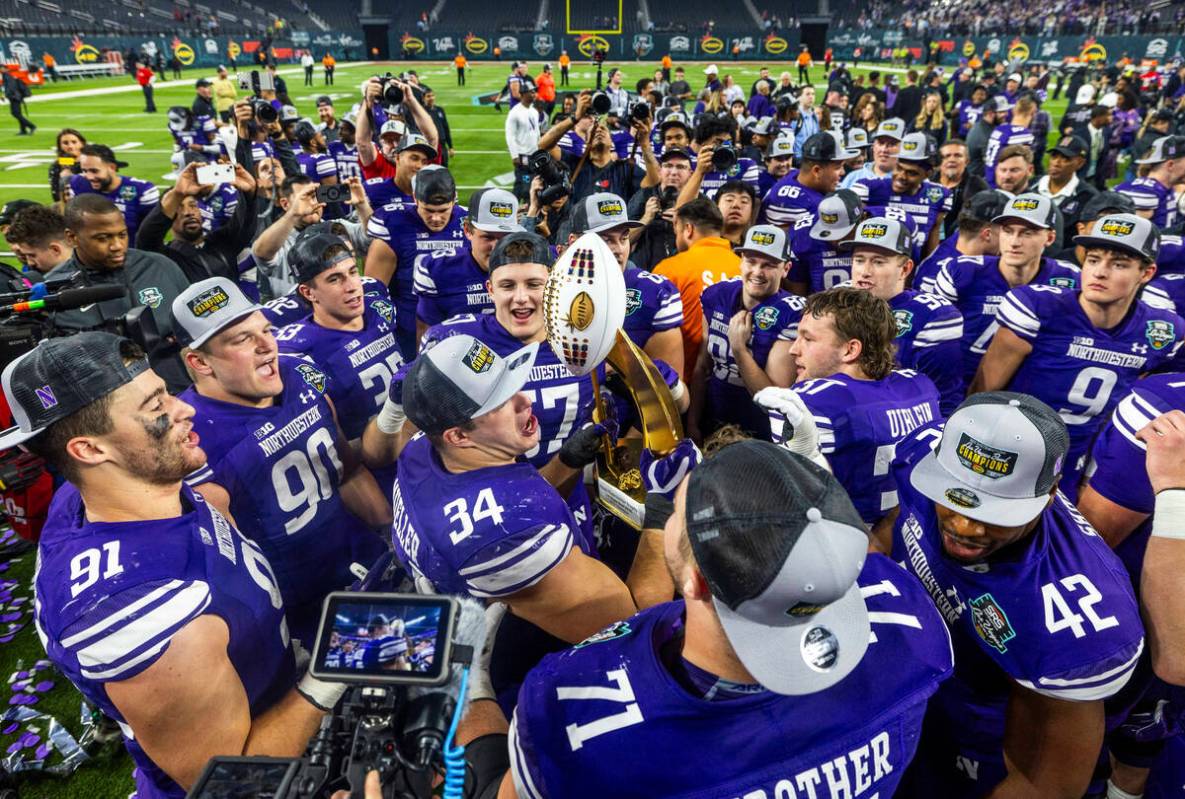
[943,171,990,237]
[192,95,216,119]
[136,189,258,284]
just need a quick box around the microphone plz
[0,285,125,316]
[403,597,490,769]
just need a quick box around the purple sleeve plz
[1087,391,1157,514]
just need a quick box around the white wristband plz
[375,396,406,435]
[1151,489,1185,540]
[296,670,347,712]
[669,379,686,404]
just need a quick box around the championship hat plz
[570,193,643,234]
[909,392,1069,526]
[872,117,905,141]
[684,440,872,696]
[736,225,788,262]
[838,216,912,256]
[810,190,863,241]
[1073,213,1161,262]
[1135,135,1185,165]
[171,277,264,348]
[466,188,522,233]
[992,193,1057,229]
[403,334,539,435]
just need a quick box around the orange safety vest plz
[559,53,570,67]
[322,54,335,67]
[454,55,467,68]
[661,55,672,68]
[797,51,811,66]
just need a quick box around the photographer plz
[356,76,440,182]
[522,171,571,244]
[5,205,73,275]
[15,333,344,798]
[135,161,258,284]
[687,115,760,198]
[53,194,189,389]
[252,176,370,297]
[538,92,659,206]
[628,147,692,270]
[48,128,86,207]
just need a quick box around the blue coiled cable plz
[441,666,470,799]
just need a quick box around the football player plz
[1115,135,1185,229]
[564,193,685,375]
[760,131,856,229]
[932,193,1080,384]
[17,333,343,797]
[914,190,1007,292]
[390,332,635,646]
[272,230,404,489]
[787,189,865,294]
[973,214,1183,496]
[884,392,1145,798]
[689,225,802,440]
[851,131,951,258]
[982,95,1036,188]
[845,217,966,415]
[504,440,953,798]
[365,165,466,355]
[763,287,941,525]
[414,188,522,340]
[172,278,390,642]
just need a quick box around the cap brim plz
[0,422,46,450]
[184,305,264,350]
[1134,154,1165,165]
[837,239,906,255]
[908,447,1050,527]
[735,246,784,261]
[401,145,438,159]
[991,213,1051,230]
[810,220,857,241]
[1072,234,1152,261]
[714,581,870,696]
[471,341,539,418]
[588,220,644,234]
[470,219,524,233]
[1050,147,1085,158]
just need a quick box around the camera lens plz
[254,101,278,124]
[712,145,737,172]
[630,102,650,122]
[591,92,612,115]
[383,81,405,106]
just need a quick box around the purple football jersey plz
[362,176,412,208]
[622,268,682,349]
[295,151,338,182]
[852,176,952,254]
[421,314,599,546]
[913,235,962,295]
[392,433,585,598]
[996,285,1184,495]
[890,290,966,416]
[698,156,761,198]
[274,299,403,441]
[701,278,803,437]
[197,183,238,233]
[368,202,467,354]
[169,116,217,152]
[953,99,984,138]
[67,174,159,239]
[892,426,1145,797]
[932,255,1081,383]
[261,275,388,329]
[510,556,953,799]
[983,124,1035,187]
[1157,233,1185,276]
[1115,177,1177,229]
[35,484,296,799]
[327,139,360,181]
[1085,372,1185,580]
[181,355,385,641]
[789,215,853,292]
[414,248,492,326]
[760,170,824,228]
[772,370,941,523]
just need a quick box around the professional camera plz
[629,101,651,123]
[188,593,484,799]
[659,185,679,210]
[711,141,738,172]
[377,74,405,106]
[251,98,279,124]
[0,276,157,371]
[590,91,612,115]
[528,150,571,205]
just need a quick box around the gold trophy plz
[543,232,684,530]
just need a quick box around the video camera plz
[528,150,571,205]
[187,593,479,799]
[0,276,159,371]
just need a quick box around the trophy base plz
[596,440,646,530]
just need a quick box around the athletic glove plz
[753,386,830,471]
[558,420,617,469]
[640,439,702,529]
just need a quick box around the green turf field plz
[0,59,1077,211]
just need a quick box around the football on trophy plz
[543,231,627,376]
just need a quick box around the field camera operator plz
[11,332,346,799]
[49,194,190,389]
[355,75,440,181]
[537,91,660,206]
